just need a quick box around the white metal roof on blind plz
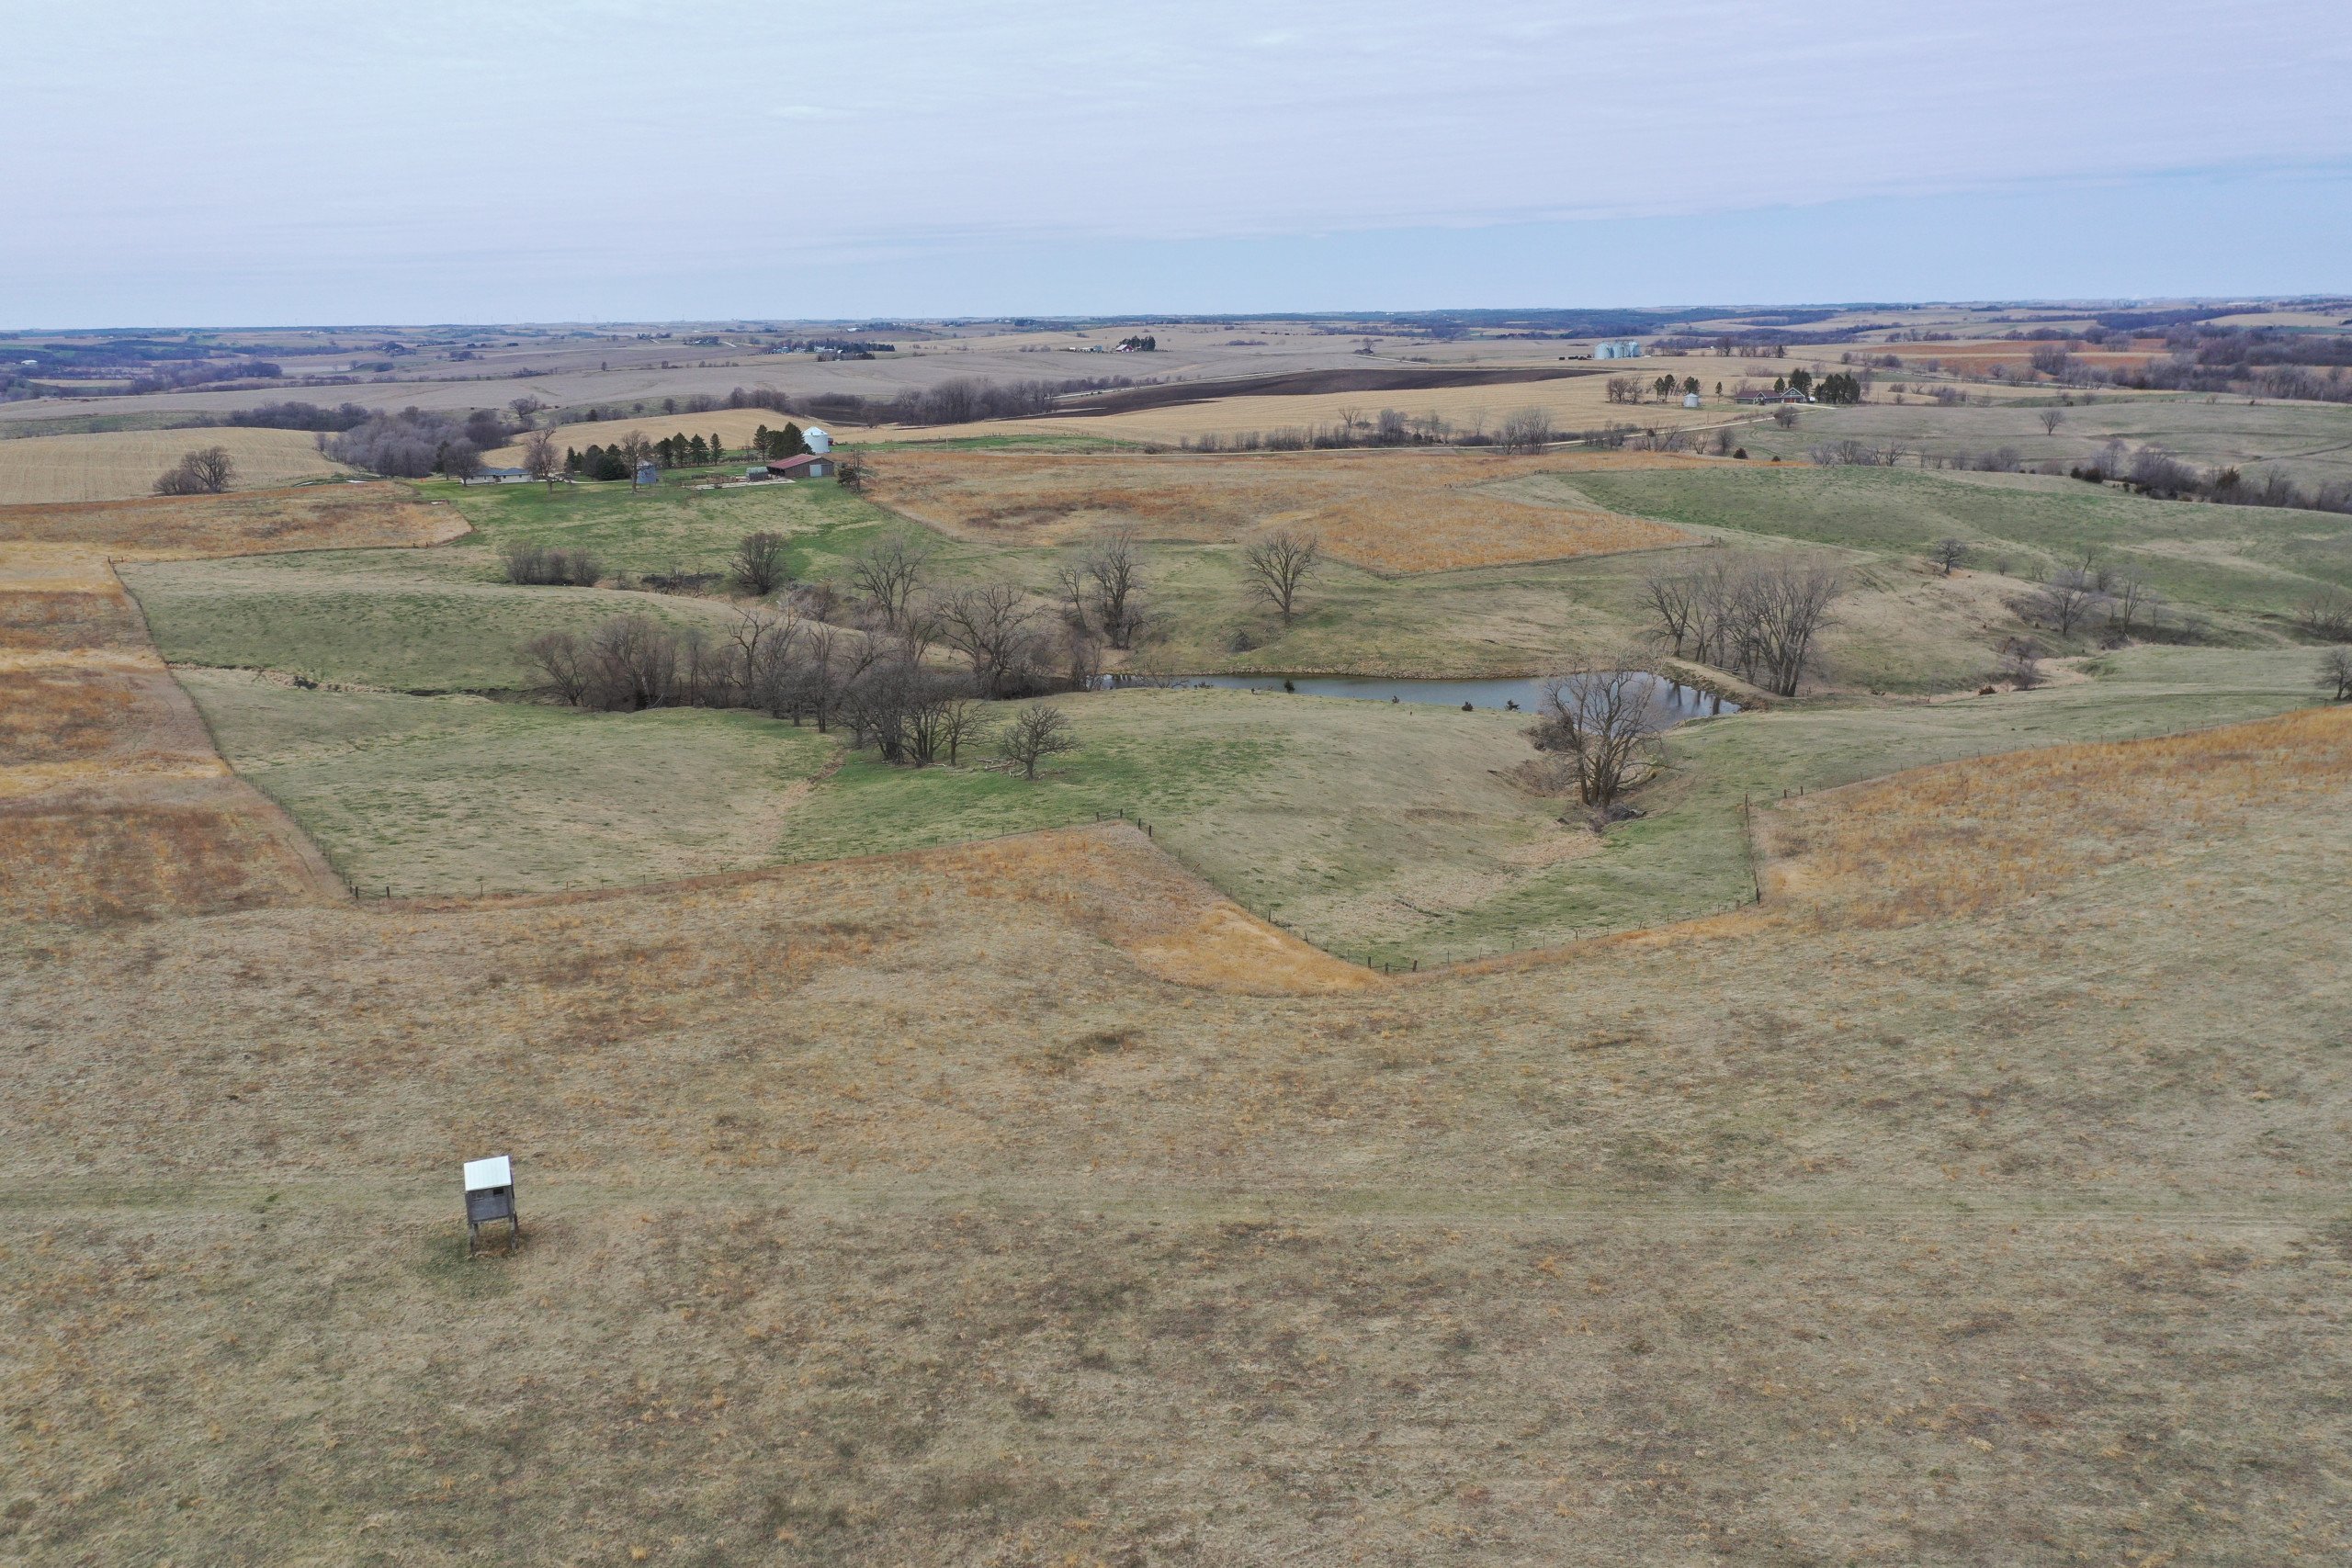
[463,1156,512,1191]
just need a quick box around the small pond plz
[1107,672,1737,721]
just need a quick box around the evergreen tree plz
[689,435,709,464]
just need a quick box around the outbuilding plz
[1594,339,1644,359]
[802,426,832,454]
[766,453,836,479]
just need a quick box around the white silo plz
[804,426,832,454]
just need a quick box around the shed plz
[462,1155,520,1256]
[633,460,660,487]
[1683,391,1702,409]
[766,453,835,479]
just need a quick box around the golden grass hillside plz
[865,447,1703,571]
[0,485,464,921]
[1752,703,2352,930]
[0,547,339,921]
[0,426,349,503]
[5,702,2350,1562]
[0,480,466,558]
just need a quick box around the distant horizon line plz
[8,295,2351,335]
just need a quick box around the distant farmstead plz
[1594,339,1644,359]
[1736,388,1811,405]
[766,453,836,479]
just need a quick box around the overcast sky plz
[6,0,2349,325]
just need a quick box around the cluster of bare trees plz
[2026,553,2162,641]
[1527,667,1667,812]
[1639,556,1843,697]
[521,604,1083,776]
[153,446,237,495]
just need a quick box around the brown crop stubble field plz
[862,447,1705,572]
[5,708,2350,1563]
[0,485,461,921]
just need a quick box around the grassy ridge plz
[183,653,2326,962]
[179,669,838,893]
[1570,462,2350,619]
[126,550,756,691]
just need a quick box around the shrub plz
[499,541,602,587]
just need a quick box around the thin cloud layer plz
[6,0,2348,320]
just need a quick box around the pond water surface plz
[1112,672,1737,721]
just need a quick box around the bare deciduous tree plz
[441,439,484,484]
[2105,568,2158,637]
[1241,529,1320,624]
[1528,666,1666,812]
[1640,571,1701,657]
[522,429,563,490]
[936,581,1045,696]
[938,696,983,764]
[1000,702,1076,780]
[2039,408,2064,436]
[848,533,935,629]
[153,446,237,495]
[2297,588,2352,641]
[1082,528,1148,649]
[2001,638,2044,690]
[2321,646,2352,701]
[520,629,591,705]
[2032,565,2106,637]
[730,530,788,597]
[1930,537,1969,575]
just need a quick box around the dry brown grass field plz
[878,371,1764,448]
[0,426,348,503]
[0,480,466,559]
[864,448,1702,571]
[0,547,338,922]
[4,707,2350,1563]
[0,485,460,921]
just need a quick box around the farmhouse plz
[766,453,836,479]
[1736,387,1812,405]
[478,465,528,483]
[1594,339,1644,359]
